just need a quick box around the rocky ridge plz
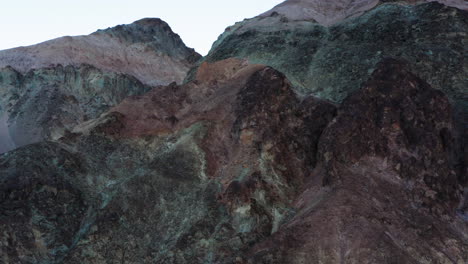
[1,58,467,263]
[0,18,200,153]
[0,18,200,86]
[261,0,468,26]
[0,1,467,264]
[0,64,152,153]
[203,2,468,127]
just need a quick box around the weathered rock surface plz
[247,59,468,263]
[0,65,152,153]
[0,18,200,86]
[1,59,466,263]
[203,2,468,126]
[0,18,200,153]
[261,0,467,26]
[0,59,334,263]
[0,1,466,263]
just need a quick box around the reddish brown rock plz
[246,59,467,264]
[0,18,201,154]
[0,58,466,263]
[319,58,461,209]
[76,58,337,228]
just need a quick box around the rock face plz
[0,18,200,86]
[0,18,200,153]
[203,2,468,126]
[258,59,466,263]
[0,65,152,153]
[261,0,467,26]
[0,59,334,263]
[0,59,466,263]
[0,2,467,264]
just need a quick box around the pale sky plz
[0,0,284,55]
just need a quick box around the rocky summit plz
[0,19,200,154]
[0,1,467,264]
[203,1,468,126]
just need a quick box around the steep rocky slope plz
[1,59,466,263]
[0,1,467,263]
[0,18,200,153]
[0,65,152,153]
[261,0,467,26]
[203,2,467,126]
[250,59,467,263]
[0,18,200,86]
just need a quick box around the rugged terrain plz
[203,2,468,126]
[0,18,200,86]
[0,1,467,264]
[0,18,200,153]
[261,0,468,26]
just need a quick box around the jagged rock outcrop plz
[0,58,336,263]
[247,59,468,263]
[1,59,466,263]
[203,2,467,127]
[0,18,200,153]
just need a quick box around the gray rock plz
[203,2,468,126]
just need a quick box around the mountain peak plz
[133,17,167,26]
[92,17,200,62]
[261,0,467,25]
[0,18,200,86]
[94,17,174,42]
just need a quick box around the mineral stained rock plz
[0,18,200,153]
[0,58,335,263]
[250,59,467,263]
[0,65,152,154]
[203,2,468,126]
[1,58,466,263]
[0,1,467,264]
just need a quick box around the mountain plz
[0,2,467,264]
[0,18,200,86]
[1,58,466,263]
[261,0,467,26]
[203,1,468,127]
[0,18,200,153]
